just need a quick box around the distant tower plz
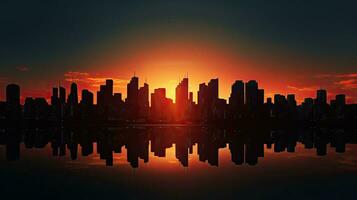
[6,84,20,105]
[68,82,78,105]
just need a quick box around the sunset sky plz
[0,0,356,103]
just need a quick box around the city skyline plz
[1,74,356,105]
[1,75,354,125]
[1,75,352,106]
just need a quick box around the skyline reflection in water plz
[0,126,357,199]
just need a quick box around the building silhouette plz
[5,84,21,120]
[229,80,244,108]
[0,76,356,125]
[138,82,149,119]
[245,80,258,106]
[175,78,189,121]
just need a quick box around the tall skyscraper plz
[197,79,219,120]
[126,76,139,119]
[229,80,244,107]
[316,89,327,104]
[175,78,189,120]
[68,83,78,105]
[198,83,208,109]
[127,76,139,103]
[189,92,193,104]
[6,84,20,105]
[207,78,219,102]
[59,87,66,104]
[138,83,149,118]
[51,88,59,106]
[6,84,21,120]
[245,80,258,106]
[106,79,113,96]
[258,89,264,105]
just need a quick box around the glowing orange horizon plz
[2,37,356,104]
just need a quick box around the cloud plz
[315,73,357,79]
[287,85,318,92]
[335,79,357,89]
[64,71,90,79]
[16,66,30,72]
[63,71,128,89]
[314,72,357,90]
[336,73,357,78]
[287,72,357,103]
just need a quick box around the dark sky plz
[1,0,357,102]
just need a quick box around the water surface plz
[0,127,356,199]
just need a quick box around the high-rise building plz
[24,97,35,119]
[81,90,94,106]
[151,88,171,121]
[189,92,193,104]
[59,87,66,104]
[304,98,314,105]
[6,84,20,105]
[197,79,219,120]
[258,89,264,105]
[127,76,139,103]
[229,80,244,107]
[245,80,258,106]
[106,79,113,96]
[316,89,327,104]
[287,94,297,107]
[51,88,59,106]
[126,76,139,119]
[113,93,123,105]
[138,83,149,118]
[68,83,78,105]
[5,84,21,120]
[198,83,208,109]
[274,94,286,105]
[335,94,345,106]
[175,78,189,120]
[207,78,219,102]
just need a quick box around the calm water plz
[0,127,356,199]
